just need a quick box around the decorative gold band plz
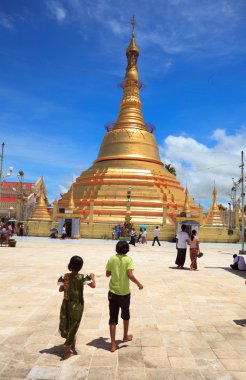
[94,156,164,166]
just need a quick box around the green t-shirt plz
[106,254,134,295]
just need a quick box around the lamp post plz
[125,186,132,225]
[239,151,246,254]
[228,202,232,233]
[17,170,27,222]
[0,142,13,218]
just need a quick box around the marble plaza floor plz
[1,237,246,380]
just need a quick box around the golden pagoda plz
[31,178,52,221]
[67,184,75,210]
[181,187,191,217]
[58,18,199,226]
[203,186,224,227]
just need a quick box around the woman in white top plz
[189,230,200,270]
[141,229,147,244]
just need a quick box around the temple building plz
[0,177,48,221]
[57,19,201,238]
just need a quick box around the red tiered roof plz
[0,197,17,202]
[2,182,35,190]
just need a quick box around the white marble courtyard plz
[0,237,246,380]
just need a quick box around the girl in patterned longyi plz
[58,255,96,360]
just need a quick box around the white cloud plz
[59,184,69,195]
[0,12,14,30]
[56,0,246,58]
[46,0,67,22]
[159,127,245,208]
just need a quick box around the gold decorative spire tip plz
[129,15,136,36]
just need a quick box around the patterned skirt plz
[59,299,84,346]
[190,248,199,270]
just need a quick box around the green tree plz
[165,163,176,176]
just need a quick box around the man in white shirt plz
[152,226,161,246]
[175,224,190,269]
[230,254,246,271]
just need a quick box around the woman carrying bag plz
[189,230,200,271]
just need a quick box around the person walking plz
[61,224,66,239]
[189,230,200,270]
[137,228,143,243]
[58,256,96,360]
[141,228,147,244]
[152,226,161,246]
[175,224,189,269]
[19,223,24,237]
[106,241,143,352]
[129,228,136,246]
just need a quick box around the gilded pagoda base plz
[80,222,176,241]
[199,227,240,243]
[27,220,53,237]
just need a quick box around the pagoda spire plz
[182,186,191,216]
[203,186,224,227]
[31,177,52,221]
[67,183,75,210]
[113,17,147,132]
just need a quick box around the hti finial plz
[129,15,136,36]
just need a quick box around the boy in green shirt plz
[106,241,143,352]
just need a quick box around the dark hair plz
[181,224,186,231]
[68,256,83,271]
[156,226,158,229]
[191,229,197,241]
[116,241,129,255]
[233,254,237,258]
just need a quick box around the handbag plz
[197,252,203,258]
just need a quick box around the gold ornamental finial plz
[31,177,52,221]
[68,183,75,210]
[37,177,46,207]
[182,186,191,215]
[112,16,147,131]
[129,15,136,36]
[212,185,217,210]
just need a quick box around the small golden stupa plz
[31,178,52,221]
[67,184,75,210]
[181,187,191,217]
[204,187,224,227]
[58,18,199,225]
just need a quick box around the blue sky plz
[0,0,246,209]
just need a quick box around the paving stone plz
[220,359,246,371]
[27,365,61,379]
[118,346,143,367]
[116,367,146,380]
[145,368,175,379]
[229,372,246,380]
[200,369,233,379]
[172,368,203,379]
[58,365,89,380]
[88,366,116,380]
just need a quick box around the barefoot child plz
[106,241,143,352]
[58,255,95,360]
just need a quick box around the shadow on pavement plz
[39,344,64,358]
[169,266,190,270]
[204,267,246,279]
[233,319,246,327]
[86,336,125,351]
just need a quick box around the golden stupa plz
[204,187,224,227]
[58,18,199,225]
[31,179,52,221]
